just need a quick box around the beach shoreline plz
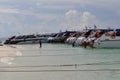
[0,45,19,57]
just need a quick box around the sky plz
[0,0,120,37]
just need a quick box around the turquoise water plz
[0,43,120,80]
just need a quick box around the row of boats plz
[4,28,120,48]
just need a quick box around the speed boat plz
[4,34,51,44]
[0,41,3,46]
[48,31,78,43]
[93,30,120,48]
[80,29,120,48]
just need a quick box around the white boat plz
[77,29,120,48]
[75,36,85,46]
[75,30,94,46]
[4,34,51,44]
[65,33,79,44]
[0,41,3,46]
[93,30,120,48]
[48,31,79,43]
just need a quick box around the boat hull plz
[4,38,48,44]
[94,39,120,48]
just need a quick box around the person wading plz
[39,39,42,48]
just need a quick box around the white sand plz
[0,45,18,57]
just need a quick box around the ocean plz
[0,43,120,80]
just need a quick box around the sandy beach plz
[0,45,19,57]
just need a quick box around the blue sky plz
[0,0,120,37]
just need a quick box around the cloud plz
[60,10,98,31]
[0,8,19,14]
[60,10,80,31]
[80,11,97,29]
[0,0,120,37]
[65,10,78,16]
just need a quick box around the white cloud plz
[0,0,120,37]
[65,10,78,16]
[60,10,99,31]
[80,11,97,29]
[60,10,80,31]
[0,8,19,14]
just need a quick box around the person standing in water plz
[39,39,42,48]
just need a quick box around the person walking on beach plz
[39,39,42,48]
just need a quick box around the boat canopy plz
[116,28,120,31]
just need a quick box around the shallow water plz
[0,43,120,80]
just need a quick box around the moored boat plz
[4,34,51,44]
[93,30,120,48]
[80,29,120,48]
[48,31,79,43]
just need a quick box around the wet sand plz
[0,45,18,57]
